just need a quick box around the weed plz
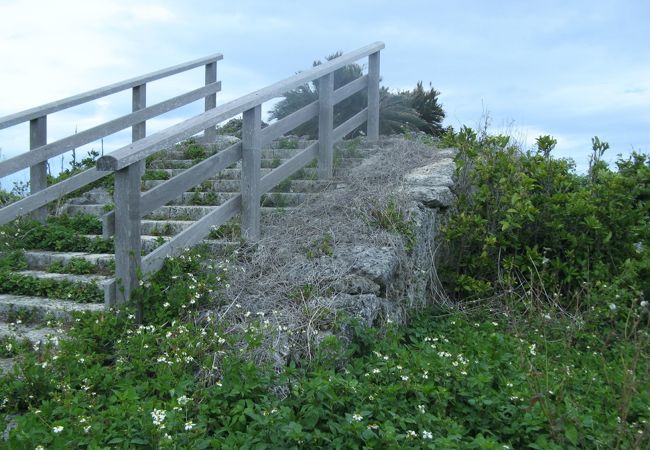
[141,170,170,181]
[208,219,240,240]
[369,197,416,252]
[277,137,299,149]
[304,233,334,259]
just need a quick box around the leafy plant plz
[370,197,416,252]
[440,126,650,310]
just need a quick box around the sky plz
[1,0,649,189]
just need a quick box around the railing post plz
[29,115,48,222]
[106,84,145,310]
[317,72,334,178]
[204,61,218,142]
[113,163,142,308]
[132,84,146,176]
[367,51,380,142]
[241,105,262,241]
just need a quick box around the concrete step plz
[64,187,113,205]
[141,235,171,253]
[0,322,61,344]
[140,220,194,236]
[140,206,301,237]
[14,270,111,287]
[0,294,103,322]
[24,251,114,272]
[145,205,217,221]
[59,203,108,217]
[144,178,329,193]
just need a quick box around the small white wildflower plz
[52,425,64,433]
[609,303,617,311]
[422,430,433,439]
[184,421,194,431]
[641,300,648,308]
[417,404,425,414]
[151,409,166,427]
[401,375,409,382]
[406,430,417,438]
[352,413,363,422]
[529,344,537,356]
[178,395,191,406]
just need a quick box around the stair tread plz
[0,294,104,312]
[14,270,111,285]
[0,322,61,343]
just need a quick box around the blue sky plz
[1,0,648,188]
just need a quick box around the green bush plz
[440,126,649,311]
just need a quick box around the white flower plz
[178,395,191,406]
[352,413,363,422]
[609,303,617,311]
[422,430,433,439]
[406,430,417,438]
[529,344,537,356]
[151,409,166,427]
[641,300,648,308]
[35,446,45,450]
[401,375,409,381]
[83,425,91,433]
[184,421,194,431]
[417,404,425,413]
[52,425,64,433]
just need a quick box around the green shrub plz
[440,126,649,310]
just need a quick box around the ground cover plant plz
[0,130,648,448]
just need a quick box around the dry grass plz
[203,135,452,366]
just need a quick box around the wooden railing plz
[0,53,223,223]
[0,41,384,308]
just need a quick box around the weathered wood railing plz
[0,41,384,308]
[0,53,223,223]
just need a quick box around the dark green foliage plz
[269,52,366,138]
[440,126,650,309]
[48,257,96,275]
[141,170,170,181]
[269,52,445,138]
[370,197,416,252]
[183,140,207,160]
[0,213,113,253]
[408,81,445,136]
[0,270,103,303]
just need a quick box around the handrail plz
[0,53,223,129]
[0,52,223,223]
[0,82,221,178]
[96,42,384,171]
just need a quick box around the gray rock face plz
[402,156,456,208]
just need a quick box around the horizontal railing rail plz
[0,53,223,222]
[0,53,223,130]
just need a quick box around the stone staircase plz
[0,135,365,373]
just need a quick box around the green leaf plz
[564,424,578,446]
